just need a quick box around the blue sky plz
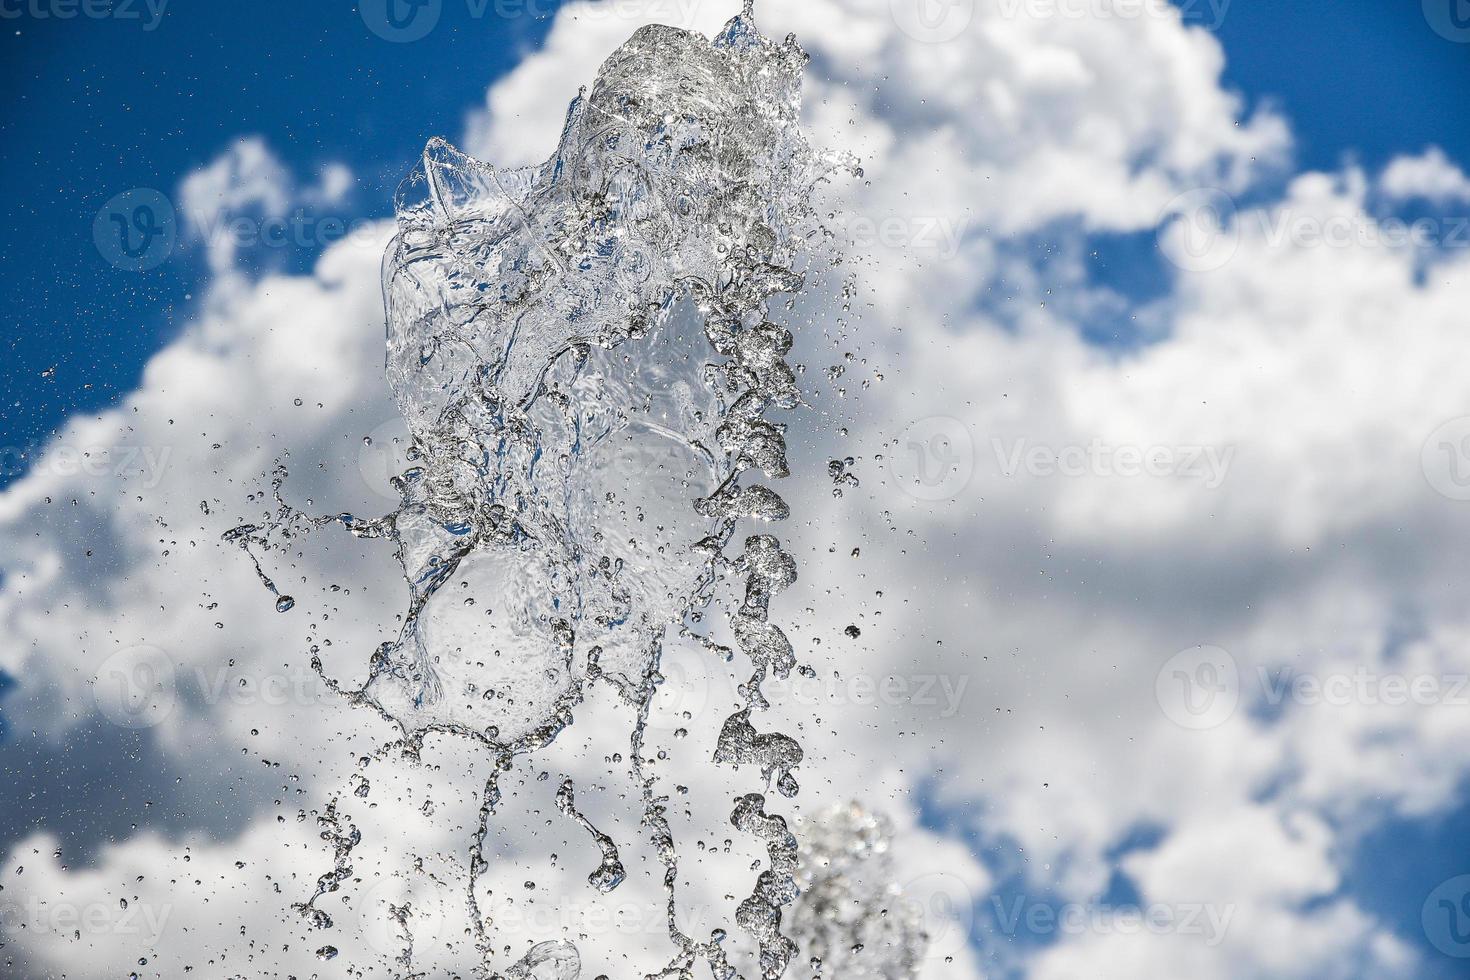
[5,2,1470,977]
[1,1,550,480]
[1214,2,1470,175]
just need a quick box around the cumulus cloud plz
[1380,146,1470,203]
[2,1,1468,978]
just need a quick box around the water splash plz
[554,777,626,894]
[507,940,581,980]
[788,803,929,979]
[227,6,881,978]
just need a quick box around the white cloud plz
[1380,146,1470,203]
[3,2,1468,979]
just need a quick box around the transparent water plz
[227,8,925,978]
